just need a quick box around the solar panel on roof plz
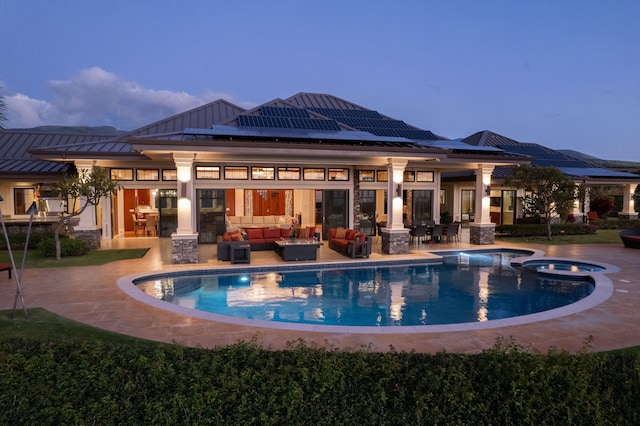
[308,108,382,119]
[289,118,341,131]
[260,106,310,118]
[238,115,340,130]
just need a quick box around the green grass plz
[0,308,160,348]
[497,228,622,245]
[0,247,149,268]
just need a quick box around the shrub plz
[0,338,638,424]
[38,237,88,257]
[495,223,596,237]
[590,197,616,218]
[0,232,59,250]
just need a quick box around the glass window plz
[328,168,349,181]
[251,166,275,180]
[162,169,177,181]
[277,167,300,180]
[136,169,159,181]
[358,170,375,182]
[461,190,476,222]
[403,171,415,182]
[416,171,434,182]
[196,166,221,180]
[412,190,433,224]
[13,188,35,215]
[303,168,325,181]
[111,168,133,181]
[224,166,248,180]
[377,170,388,182]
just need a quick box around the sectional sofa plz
[328,228,372,258]
[217,226,319,261]
[227,215,292,230]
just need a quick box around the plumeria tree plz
[52,166,121,260]
[504,165,578,240]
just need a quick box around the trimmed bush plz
[0,232,59,250]
[495,223,596,237]
[591,218,640,230]
[0,338,638,424]
[38,237,88,257]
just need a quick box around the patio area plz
[1,229,639,354]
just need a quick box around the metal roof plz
[558,167,639,178]
[462,130,638,181]
[121,99,246,139]
[0,130,112,175]
[186,125,418,144]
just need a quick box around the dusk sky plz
[1,1,639,161]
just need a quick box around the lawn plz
[0,307,159,347]
[0,247,149,268]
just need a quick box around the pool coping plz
[117,247,616,335]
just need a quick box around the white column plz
[387,159,407,230]
[621,184,638,217]
[101,196,112,240]
[474,165,494,225]
[174,153,196,235]
[73,160,98,231]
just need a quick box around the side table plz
[230,243,251,264]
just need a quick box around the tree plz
[52,166,121,260]
[504,165,577,240]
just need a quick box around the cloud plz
[2,67,256,130]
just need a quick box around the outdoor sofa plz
[619,228,640,249]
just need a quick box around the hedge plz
[0,232,60,250]
[1,338,639,424]
[495,223,597,237]
[38,237,88,257]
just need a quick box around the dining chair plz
[446,222,460,243]
[132,214,145,236]
[145,214,158,237]
[412,225,428,244]
[431,224,445,243]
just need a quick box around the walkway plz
[1,232,638,354]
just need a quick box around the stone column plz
[171,153,198,263]
[382,159,410,254]
[470,165,496,245]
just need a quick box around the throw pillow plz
[298,227,310,238]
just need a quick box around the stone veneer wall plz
[172,236,199,264]
[469,224,496,245]
[381,229,410,254]
[73,229,101,250]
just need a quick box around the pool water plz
[522,260,606,273]
[134,251,595,327]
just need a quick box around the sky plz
[1,0,639,161]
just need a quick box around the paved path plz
[1,237,638,354]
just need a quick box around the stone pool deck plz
[1,234,638,354]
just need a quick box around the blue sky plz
[1,0,639,161]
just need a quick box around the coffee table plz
[274,239,322,261]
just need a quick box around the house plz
[1,93,637,263]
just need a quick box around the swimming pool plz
[127,250,612,331]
